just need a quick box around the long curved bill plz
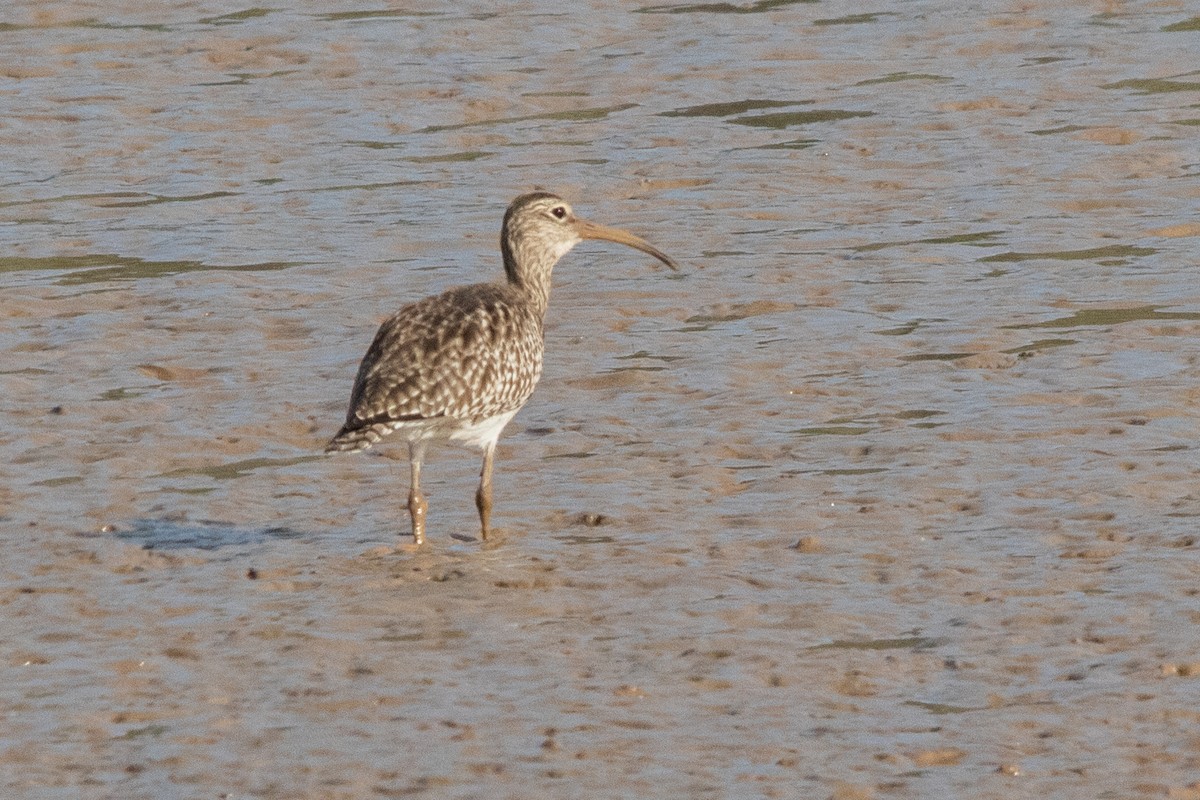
[574,218,679,271]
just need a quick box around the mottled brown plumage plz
[326,191,677,546]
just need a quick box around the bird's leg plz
[475,443,495,540]
[408,441,428,545]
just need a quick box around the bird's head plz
[501,191,678,284]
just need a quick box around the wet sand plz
[3,2,1200,798]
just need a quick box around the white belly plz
[448,410,519,450]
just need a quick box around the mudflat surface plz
[3,2,1200,798]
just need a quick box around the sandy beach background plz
[3,1,1200,797]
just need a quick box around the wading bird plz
[326,191,677,545]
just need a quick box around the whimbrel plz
[326,191,678,545]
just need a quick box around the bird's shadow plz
[114,518,308,552]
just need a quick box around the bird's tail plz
[324,422,393,454]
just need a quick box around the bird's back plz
[326,282,545,452]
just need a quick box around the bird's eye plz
[551,206,567,220]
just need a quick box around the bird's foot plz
[480,527,509,548]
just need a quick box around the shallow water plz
[3,1,1200,798]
